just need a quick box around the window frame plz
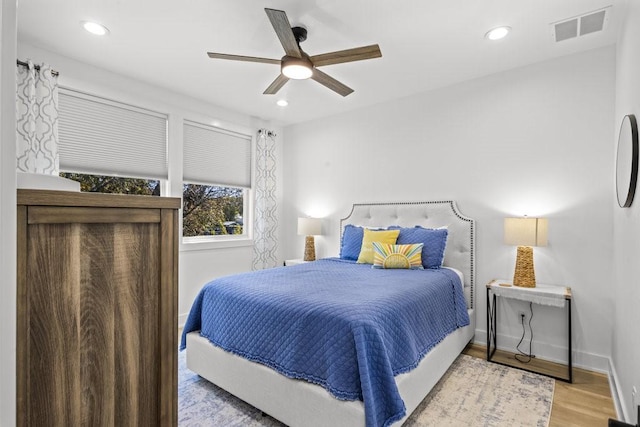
[179,116,255,249]
[56,87,258,250]
[179,186,254,250]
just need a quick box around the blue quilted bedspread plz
[181,258,469,427]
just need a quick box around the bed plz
[182,201,475,427]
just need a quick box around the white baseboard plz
[609,357,628,422]
[474,328,609,374]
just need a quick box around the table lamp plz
[298,217,322,261]
[504,217,548,287]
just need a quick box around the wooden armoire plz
[17,189,180,426]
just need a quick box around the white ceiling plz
[17,0,623,126]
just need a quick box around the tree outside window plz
[60,172,160,195]
[60,173,244,238]
[182,183,243,237]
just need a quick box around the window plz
[183,120,252,240]
[182,184,244,237]
[57,88,255,241]
[60,172,160,196]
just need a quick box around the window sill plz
[180,237,254,252]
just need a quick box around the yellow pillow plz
[356,228,400,264]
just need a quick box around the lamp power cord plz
[515,302,535,363]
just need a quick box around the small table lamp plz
[298,217,322,261]
[504,217,548,287]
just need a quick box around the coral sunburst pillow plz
[372,242,424,270]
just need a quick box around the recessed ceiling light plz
[276,99,289,107]
[485,26,511,41]
[82,21,109,36]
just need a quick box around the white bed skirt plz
[185,309,475,427]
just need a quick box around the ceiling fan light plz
[281,56,313,80]
[282,64,312,79]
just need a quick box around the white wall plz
[0,0,18,425]
[613,1,640,422]
[283,46,615,372]
[17,42,285,326]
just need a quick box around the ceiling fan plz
[206,8,382,97]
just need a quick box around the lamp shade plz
[504,217,548,247]
[297,217,322,236]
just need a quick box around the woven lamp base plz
[513,245,536,288]
[303,235,316,261]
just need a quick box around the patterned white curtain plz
[16,60,59,174]
[252,129,279,270]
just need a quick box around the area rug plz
[178,352,555,426]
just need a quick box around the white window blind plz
[58,88,168,180]
[183,120,252,188]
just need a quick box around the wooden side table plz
[486,279,573,382]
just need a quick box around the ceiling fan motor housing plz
[292,26,307,44]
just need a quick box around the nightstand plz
[284,259,310,266]
[486,279,573,382]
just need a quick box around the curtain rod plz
[259,129,277,138]
[16,60,59,77]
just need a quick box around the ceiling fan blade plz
[263,74,290,95]
[264,8,302,58]
[311,69,354,97]
[207,52,280,65]
[310,44,382,67]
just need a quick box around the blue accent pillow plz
[340,225,364,260]
[389,226,448,269]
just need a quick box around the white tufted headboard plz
[340,201,475,309]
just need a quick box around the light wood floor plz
[463,343,617,427]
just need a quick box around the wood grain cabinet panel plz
[17,190,180,427]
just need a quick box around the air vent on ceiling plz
[551,6,611,43]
